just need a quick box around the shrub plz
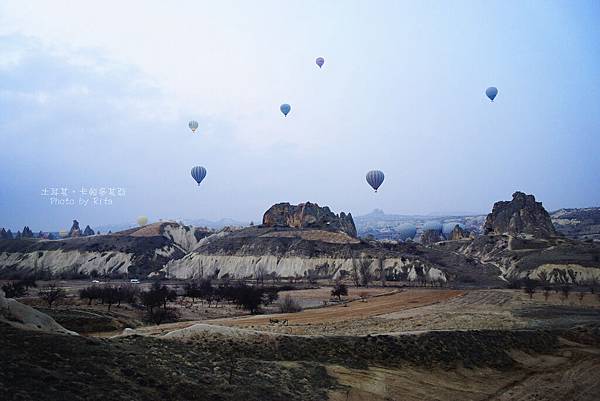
[331,282,348,300]
[279,295,302,313]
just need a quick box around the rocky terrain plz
[0,289,75,335]
[164,203,502,286]
[1,316,599,401]
[484,192,557,238]
[438,192,600,283]
[550,207,600,240]
[0,223,210,279]
[356,205,600,242]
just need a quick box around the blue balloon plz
[422,221,442,233]
[191,166,207,186]
[397,223,417,241]
[486,87,498,102]
[280,103,291,116]
[366,170,384,192]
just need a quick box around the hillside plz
[0,223,210,279]
[551,207,600,240]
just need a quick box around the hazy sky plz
[1,1,599,231]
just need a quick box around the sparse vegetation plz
[38,283,66,308]
[523,278,537,299]
[279,295,302,313]
[331,281,348,301]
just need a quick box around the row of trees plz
[183,279,280,314]
[514,277,600,303]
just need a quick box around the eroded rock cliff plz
[263,202,357,237]
[484,192,557,238]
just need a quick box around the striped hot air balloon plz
[188,120,199,133]
[366,170,385,192]
[191,166,207,186]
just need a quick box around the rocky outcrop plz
[0,289,76,334]
[449,234,600,283]
[450,225,469,240]
[551,207,600,240]
[21,226,34,238]
[262,202,357,237]
[420,230,442,245]
[68,220,81,237]
[484,192,557,238]
[83,225,95,236]
[0,228,8,239]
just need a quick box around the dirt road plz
[210,289,463,327]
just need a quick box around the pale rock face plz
[0,250,133,275]
[164,253,446,283]
[518,264,600,284]
[162,224,205,252]
[0,289,77,335]
[0,223,207,277]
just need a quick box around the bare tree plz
[254,265,268,286]
[331,281,348,301]
[377,258,386,287]
[38,283,66,308]
[352,255,373,287]
[279,295,302,313]
[523,278,536,300]
[543,286,552,301]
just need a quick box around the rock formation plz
[483,192,557,238]
[83,225,95,236]
[420,229,442,245]
[450,225,469,240]
[68,220,81,237]
[21,226,34,238]
[0,228,8,239]
[262,202,357,237]
[0,289,76,334]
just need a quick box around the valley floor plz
[3,287,600,401]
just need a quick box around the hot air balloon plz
[280,104,291,117]
[422,221,443,233]
[486,87,498,102]
[189,120,199,133]
[366,170,385,192]
[191,166,207,185]
[137,216,148,227]
[397,223,417,241]
[316,57,324,68]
